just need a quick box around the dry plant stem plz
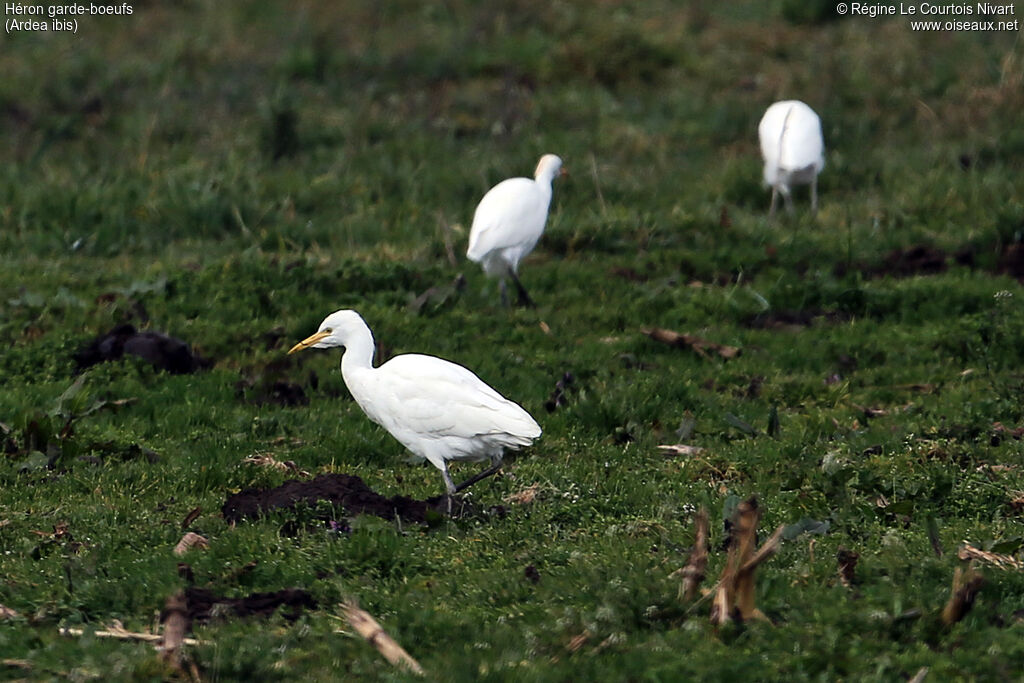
[710,554,740,625]
[739,524,785,575]
[341,602,425,675]
[710,580,735,627]
[733,499,767,621]
[680,508,709,601]
[908,667,929,683]
[160,592,188,668]
[711,499,759,625]
[59,624,202,646]
[941,564,985,626]
[710,497,783,625]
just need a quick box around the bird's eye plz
[324,328,333,333]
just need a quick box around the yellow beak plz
[288,330,331,355]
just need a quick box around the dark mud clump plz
[236,356,310,407]
[944,241,1024,280]
[222,473,444,525]
[835,244,949,280]
[879,245,948,276]
[183,586,316,623]
[997,243,1024,280]
[74,324,211,374]
[236,378,309,407]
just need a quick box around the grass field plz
[2,1,1024,680]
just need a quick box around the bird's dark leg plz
[508,269,536,308]
[499,279,510,308]
[810,177,819,215]
[441,466,457,515]
[453,460,503,493]
[768,187,779,220]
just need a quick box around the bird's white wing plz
[351,354,541,464]
[779,107,824,172]
[467,178,548,261]
[758,105,787,170]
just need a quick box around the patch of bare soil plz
[74,324,211,374]
[235,378,309,407]
[877,245,949,277]
[997,243,1024,279]
[222,473,445,525]
[834,244,950,279]
[235,357,312,407]
[182,586,316,623]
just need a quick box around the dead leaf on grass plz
[980,464,1019,473]
[991,422,1024,439]
[504,484,540,505]
[657,444,707,457]
[641,327,740,360]
[244,453,310,477]
[173,532,209,557]
[958,542,1024,570]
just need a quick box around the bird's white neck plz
[339,319,377,380]
[534,168,558,188]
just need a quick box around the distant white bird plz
[289,310,542,510]
[467,154,566,307]
[758,101,825,217]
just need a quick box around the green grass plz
[2,1,1024,679]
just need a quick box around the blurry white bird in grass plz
[758,101,825,218]
[467,154,566,307]
[289,310,542,512]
